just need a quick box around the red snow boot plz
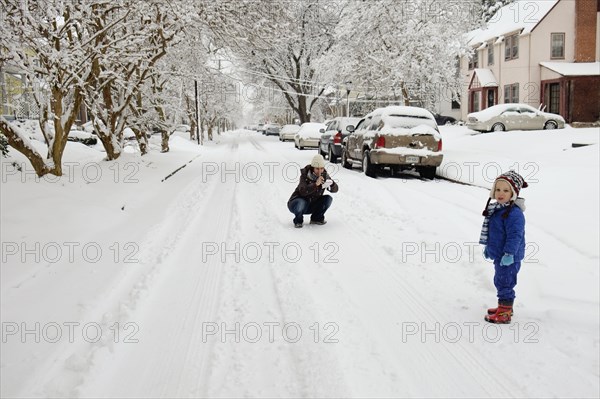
[487,305,514,316]
[485,304,513,324]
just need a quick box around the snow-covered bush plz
[0,134,9,157]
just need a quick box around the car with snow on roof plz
[318,116,361,163]
[467,103,565,132]
[294,122,327,150]
[279,124,300,141]
[341,106,443,179]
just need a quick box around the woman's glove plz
[500,253,514,266]
[322,179,333,190]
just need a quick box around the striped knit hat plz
[490,170,528,201]
[482,170,528,216]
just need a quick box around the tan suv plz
[341,106,443,179]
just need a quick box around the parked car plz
[174,124,191,133]
[467,103,565,132]
[279,124,301,141]
[318,117,361,163]
[432,113,457,126]
[264,124,281,136]
[68,130,98,146]
[341,106,443,179]
[294,122,327,150]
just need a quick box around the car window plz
[384,114,437,130]
[359,117,372,132]
[353,119,365,131]
[369,115,382,130]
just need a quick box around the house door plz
[548,83,560,114]
[487,90,495,107]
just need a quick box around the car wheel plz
[491,123,505,132]
[362,150,377,178]
[420,166,437,180]
[544,120,558,130]
[341,148,352,169]
[328,146,337,163]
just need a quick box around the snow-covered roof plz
[469,0,559,46]
[540,62,600,76]
[473,69,499,87]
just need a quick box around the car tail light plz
[334,132,342,144]
[437,139,443,151]
[375,136,385,149]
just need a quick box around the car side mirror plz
[346,125,355,132]
[319,128,325,133]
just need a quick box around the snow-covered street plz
[2,127,598,398]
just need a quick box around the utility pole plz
[195,80,200,145]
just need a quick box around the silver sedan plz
[467,104,565,132]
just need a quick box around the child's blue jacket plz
[487,205,526,261]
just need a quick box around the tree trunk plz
[297,95,311,123]
[161,131,169,153]
[95,131,121,161]
[131,128,148,155]
[0,118,53,176]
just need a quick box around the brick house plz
[461,0,600,123]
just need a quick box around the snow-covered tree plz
[482,0,515,22]
[220,0,343,123]
[0,0,94,176]
[317,0,481,111]
[83,1,187,159]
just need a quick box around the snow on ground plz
[1,125,598,398]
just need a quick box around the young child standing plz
[479,170,528,324]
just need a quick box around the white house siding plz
[529,0,576,103]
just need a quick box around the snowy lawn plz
[1,126,598,398]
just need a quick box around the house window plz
[472,92,480,112]
[505,34,519,61]
[551,33,565,59]
[452,94,461,109]
[488,43,494,65]
[549,83,560,114]
[468,51,479,70]
[504,83,519,103]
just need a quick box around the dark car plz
[318,117,361,163]
[432,113,457,126]
[264,124,281,136]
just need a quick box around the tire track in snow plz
[18,165,218,397]
[82,142,241,397]
[199,134,351,397]
[328,175,523,397]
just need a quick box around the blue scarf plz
[479,202,509,245]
